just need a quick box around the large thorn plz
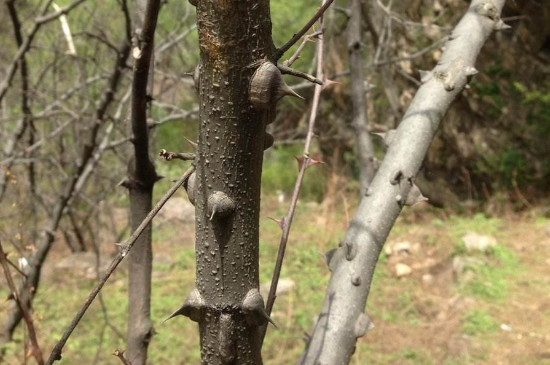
[241,288,277,327]
[207,191,235,220]
[163,288,204,323]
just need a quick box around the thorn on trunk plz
[207,191,235,220]
[373,129,396,148]
[242,288,277,327]
[354,313,375,338]
[405,183,429,206]
[163,288,204,323]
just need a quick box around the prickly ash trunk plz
[179,0,275,364]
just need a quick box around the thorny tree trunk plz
[172,0,275,364]
[300,0,507,363]
[124,0,160,364]
[347,0,375,195]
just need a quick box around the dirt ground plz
[1,200,550,364]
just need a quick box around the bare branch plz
[274,0,336,60]
[159,149,195,161]
[0,0,88,103]
[262,0,329,343]
[277,64,323,85]
[300,1,508,363]
[0,241,44,365]
[113,349,133,365]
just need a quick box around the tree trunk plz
[347,0,375,195]
[125,0,160,364]
[300,0,507,363]
[176,1,275,364]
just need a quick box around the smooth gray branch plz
[300,1,508,363]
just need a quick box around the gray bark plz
[125,0,160,364]
[300,1,507,363]
[347,0,375,195]
[173,0,275,364]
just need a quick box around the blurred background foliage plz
[1,0,548,210]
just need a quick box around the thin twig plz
[0,240,44,365]
[262,0,328,342]
[113,349,132,365]
[159,149,195,161]
[278,64,323,85]
[283,31,322,67]
[3,253,27,278]
[45,166,195,365]
[0,0,88,103]
[274,0,335,60]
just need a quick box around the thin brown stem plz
[0,241,44,365]
[159,149,195,161]
[262,0,327,342]
[274,0,335,60]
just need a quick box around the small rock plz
[452,256,482,277]
[260,278,295,298]
[393,242,411,255]
[462,232,497,252]
[158,197,195,223]
[395,263,412,277]
[422,273,434,286]
[500,323,513,332]
[386,241,417,256]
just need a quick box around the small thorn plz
[184,136,198,149]
[419,70,432,83]
[464,66,478,76]
[495,19,511,30]
[280,82,305,101]
[373,129,396,148]
[405,184,428,206]
[322,79,341,90]
[324,248,337,269]
[354,313,375,338]
[267,216,285,230]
